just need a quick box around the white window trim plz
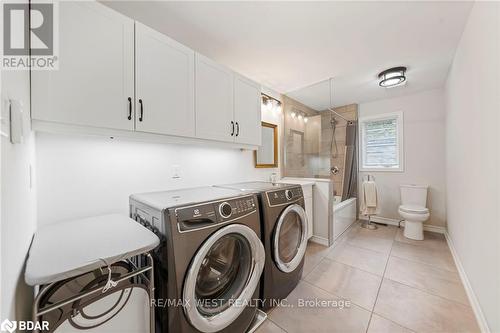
[359,111,404,172]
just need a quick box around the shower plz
[330,116,338,159]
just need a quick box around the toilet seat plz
[399,205,429,214]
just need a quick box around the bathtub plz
[333,197,357,240]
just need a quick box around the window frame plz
[359,111,404,172]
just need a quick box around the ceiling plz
[103,1,473,108]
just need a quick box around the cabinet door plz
[135,23,195,136]
[234,75,262,146]
[195,54,234,142]
[32,2,134,130]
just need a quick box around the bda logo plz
[0,319,16,333]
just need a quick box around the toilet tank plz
[400,184,428,207]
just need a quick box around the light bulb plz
[291,112,296,118]
[298,114,303,120]
[304,117,308,123]
[266,99,273,111]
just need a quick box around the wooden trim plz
[255,121,278,168]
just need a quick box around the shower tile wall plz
[320,104,358,196]
[283,96,321,178]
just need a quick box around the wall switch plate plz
[9,99,24,144]
[172,165,181,179]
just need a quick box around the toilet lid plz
[399,205,429,214]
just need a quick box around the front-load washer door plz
[183,224,265,333]
[273,204,308,273]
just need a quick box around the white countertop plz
[278,177,318,186]
[25,214,160,286]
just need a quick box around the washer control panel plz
[267,186,303,206]
[175,195,257,232]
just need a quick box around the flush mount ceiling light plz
[378,66,407,88]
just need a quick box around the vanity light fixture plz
[378,66,407,88]
[262,93,282,113]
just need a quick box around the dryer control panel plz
[267,186,303,206]
[175,196,257,232]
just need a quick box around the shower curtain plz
[341,121,358,201]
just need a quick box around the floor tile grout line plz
[334,229,397,255]
[325,255,386,277]
[301,249,332,280]
[266,317,288,333]
[316,256,384,278]
[382,276,473,308]
[344,239,394,255]
[388,250,460,274]
[389,252,458,273]
[364,227,397,333]
[299,276,376,313]
[370,312,416,332]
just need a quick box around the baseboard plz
[360,215,400,226]
[445,232,490,333]
[422,224,446,234]
[309,235,329,246]
[359,216,446,234]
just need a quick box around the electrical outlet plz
[172,165,181,179]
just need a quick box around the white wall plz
[445,2,499,332]
[0,70,37,321]
[36,95,283,226]
[359,88,447,227]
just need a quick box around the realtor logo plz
[1,2,58,70]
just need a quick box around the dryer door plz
[273,204,308,273]
[183,224,265,333]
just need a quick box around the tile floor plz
[257,222,480,333]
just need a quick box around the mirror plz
[255,122,278,168]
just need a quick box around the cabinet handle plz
[230,121,235,136]
[127,97,132,120]
[235,122,240,137]
[139,99,144,122]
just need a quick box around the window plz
[359,112,404,172]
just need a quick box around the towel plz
[360,181,378,216]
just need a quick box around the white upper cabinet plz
[32,2,135,130]
[32,2,261,147]
[135,23,195,137]
[234,74,261,145]
[195,54,235,142]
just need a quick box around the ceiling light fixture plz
[262,93,281,113]
[378,66,407,88]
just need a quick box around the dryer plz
[214,182,308,311]
[129,187,265,333]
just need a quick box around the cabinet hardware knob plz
[127,97,132,120]
[139,99,144,122]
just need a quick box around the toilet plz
[398,184,430,240]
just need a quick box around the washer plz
[130,187,265,333]
[214,182,308,311]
